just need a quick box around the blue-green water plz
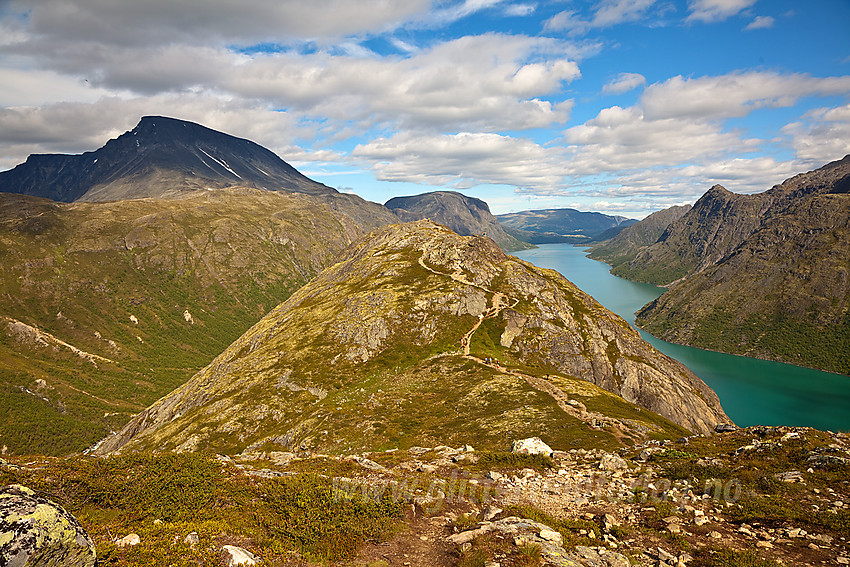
[515,244,850,431]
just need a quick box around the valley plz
[0,116,848,567]
[0,188,395,455]
[517,243,850,431]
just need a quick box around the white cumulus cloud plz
[686,0,757,23]
[352,132,570,191]
[602,72,646,94]
[640,72,850,121]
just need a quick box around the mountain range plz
[497,208,637,244]
[2,117,849,567]
[591,156,850,374]
[587,205,692,278]
[0,116,736,458]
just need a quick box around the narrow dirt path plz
[417,252,635,444]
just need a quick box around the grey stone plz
[348,455,388,472]
[599,453,628,471]
[0,484,96,567]
[115,533,140,548]
[774,470,803,483]
[184,531,200,547]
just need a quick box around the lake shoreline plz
[515,243,850,432]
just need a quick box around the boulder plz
[0,484,96,567]
[714,423,737,433]
[184,532,200,548]
[115,533,140,548]
[222,544,259,566]
[510,437,553,457]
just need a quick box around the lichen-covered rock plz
[448,517,629,567]
[0,484,96,567]
[598,453,628,471]
[115,532,140,548]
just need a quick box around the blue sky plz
[1,0,848,218]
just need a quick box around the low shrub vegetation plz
[0,452,404,565]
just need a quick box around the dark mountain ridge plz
[610,156,850,286]
[587,205,693,279]
[497,207,636,244]
[0,116,335,202]
[385,190,532,252]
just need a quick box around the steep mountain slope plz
[587,205,692,276]
[384,191,531,252]
[0,189,397,455]
[0,116,335,202]
[497,208,636,244]
[96,221,730,456]
[636,179,850,374]
[610,156,850,286]
[595,156,850,374]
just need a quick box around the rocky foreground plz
[2,425,848,566]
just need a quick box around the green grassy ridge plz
[106,223,706,456]
[0,190,386,455]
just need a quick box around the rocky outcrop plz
[222,545,259,566]
[0,484,96,567]
[511,437,554,457]
[95,221,729,456]
[449,516,630,567]
[385,190,531,252]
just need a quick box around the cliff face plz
[637,164,850,374]
[622,156,850,374]
[588,204,691,274]
[96,221,730,456]
[0,188,397,455]
[385,191,532,252]
[607,156,850,287]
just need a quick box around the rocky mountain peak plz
[0,116,336,202]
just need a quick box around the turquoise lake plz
[515,243,850,431]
